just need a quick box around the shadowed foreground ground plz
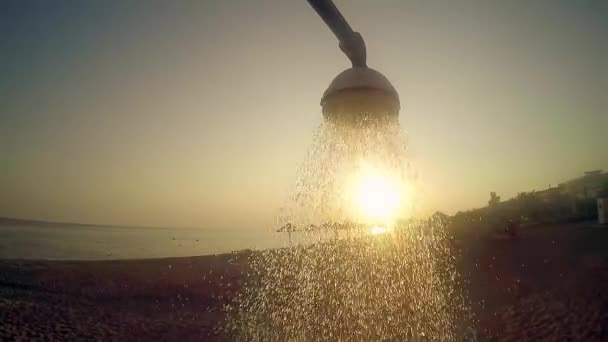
[1,222,608,341]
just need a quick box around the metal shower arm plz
[306,0,367,67]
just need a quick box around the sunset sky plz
[1,0,607,230]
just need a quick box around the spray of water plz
[282,121,413,228]
[226,120,473,341]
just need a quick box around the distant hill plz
[0,217,171,230]
[0,216,108,228]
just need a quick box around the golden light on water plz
[370,225,391,235]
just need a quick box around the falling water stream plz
[282,121,413,228]
[226,120,473,341]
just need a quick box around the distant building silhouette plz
[558,170,608,199]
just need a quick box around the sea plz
[0,222,290,260]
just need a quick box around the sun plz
[354,172,400,220]
[349,161,407,225]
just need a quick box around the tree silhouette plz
[488,192,501,206]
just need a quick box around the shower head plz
[321,67,400,126]
[306,0,400,126]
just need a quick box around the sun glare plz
[355,173,400,219]
[349,162,407,224]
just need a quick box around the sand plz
[459,223,608,340]
[0,253,249,341]
[1,223,608,341]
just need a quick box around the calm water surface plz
[0,223,289,260]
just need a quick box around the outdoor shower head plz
[321,67,400,126]
[307,0,400,126]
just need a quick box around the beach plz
[0,252,248,341]
[1,222,608,341]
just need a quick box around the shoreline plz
[0,249,252,263]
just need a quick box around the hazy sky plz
[1,0,607,229]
